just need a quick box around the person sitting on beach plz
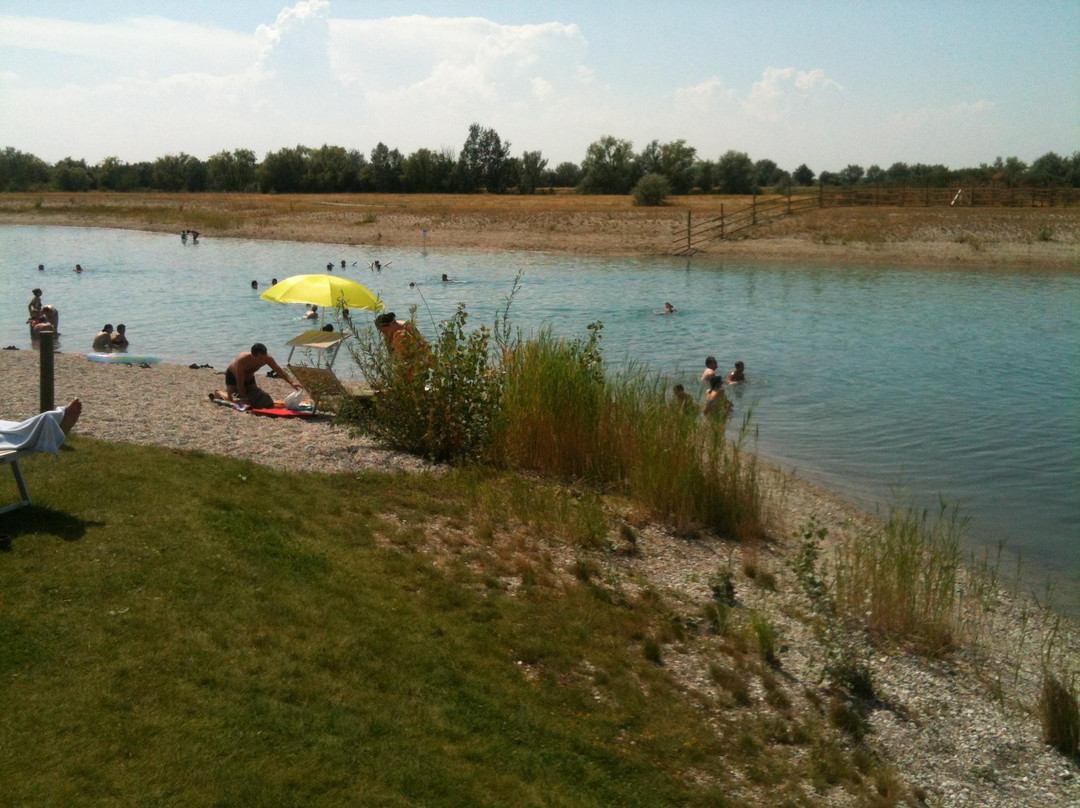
[111,323,129,349]
[303,305,318,320]
[213,343,302,409]
[703,376,734,418]
[92,324,114,352]
[0,399,82,455]
[28,289,43,322]
[671,383,696,413]
[727,361,745,384]
[701,356,718,388]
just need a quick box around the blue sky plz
[1,0,1076,174]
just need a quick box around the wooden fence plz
[671,186,1080,255]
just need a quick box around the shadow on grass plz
[0,506,103,549]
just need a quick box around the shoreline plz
[4,347,1078,806]
[1,191,1077,269]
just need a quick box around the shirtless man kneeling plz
[213,343,301,409]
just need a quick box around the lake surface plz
[3,225,1078,604]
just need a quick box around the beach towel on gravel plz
[250,407,315,418]
[210,397,250,412]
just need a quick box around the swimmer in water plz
[74,264,83,273]
[726,361,746,384]
[664,302,676,314]
[251,280,258,289]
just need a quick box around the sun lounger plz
[284,330,348,370]
[0,450,33,515]
[287,365,374,412]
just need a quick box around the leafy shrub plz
[347,305,502,463]
[632,172,671,206]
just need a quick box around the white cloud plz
[742,67,844,122]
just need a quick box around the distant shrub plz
[632,173,670,206]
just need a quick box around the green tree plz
[207,149,257,192]
[96,156,141,191]
[258,146,308,193]
[1028,151,1066,187]
[455,123,511,194]
[714,150,756,194]
[365,142,404,192]
[792,163,815,186]
[753,158,781,188]
[658,140,697,194]
[517,150,548,195]
[306,144,361,192]
[632,172,670,206]
[0,147,51,191]
[865,164,886,185]
[838,164,865,187]
[53,157,94,191]
[401,147,454,193]
[548,161,582,188]
[579,136,639,194]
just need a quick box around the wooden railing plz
[671,186,1080,254]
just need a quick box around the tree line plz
[2,123,1077,196]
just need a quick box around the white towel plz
[0,406,67,454]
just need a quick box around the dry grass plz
[1,191,1077,265]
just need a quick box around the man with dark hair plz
[727,361,746,384]
[215,343,301,408]
[701,356,718,389]
[111,324,129,349]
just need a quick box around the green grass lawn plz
[0,438,895,807]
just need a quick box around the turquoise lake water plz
[2,225,1078,603]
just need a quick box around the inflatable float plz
[87,353,161,364]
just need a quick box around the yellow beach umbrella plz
[261,274,384,311]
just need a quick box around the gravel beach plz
[1,349,427,475]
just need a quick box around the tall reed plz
[833,500,966,653]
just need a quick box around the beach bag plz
[284,390,305,411]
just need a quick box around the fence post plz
[720,203,725,239]
[819,182,823,207]
[38,328,55,413]
[752,194,757,224]
[787,188,792,214]
[687,210,692,252]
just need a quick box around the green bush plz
[632,172,671,206]
[347,305,502,463]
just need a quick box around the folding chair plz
[0,450,33,515]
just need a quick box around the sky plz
[1,0,1077,174]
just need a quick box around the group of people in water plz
[671,356,746,418]
[27,288,60,334]
[91,323,130,352]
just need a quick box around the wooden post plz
[687,210,692,252]
[720,203,725,239]
[787,188,792,214]
[819,182,823,207]
[38,327,55,412]
[752,194,757,224]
